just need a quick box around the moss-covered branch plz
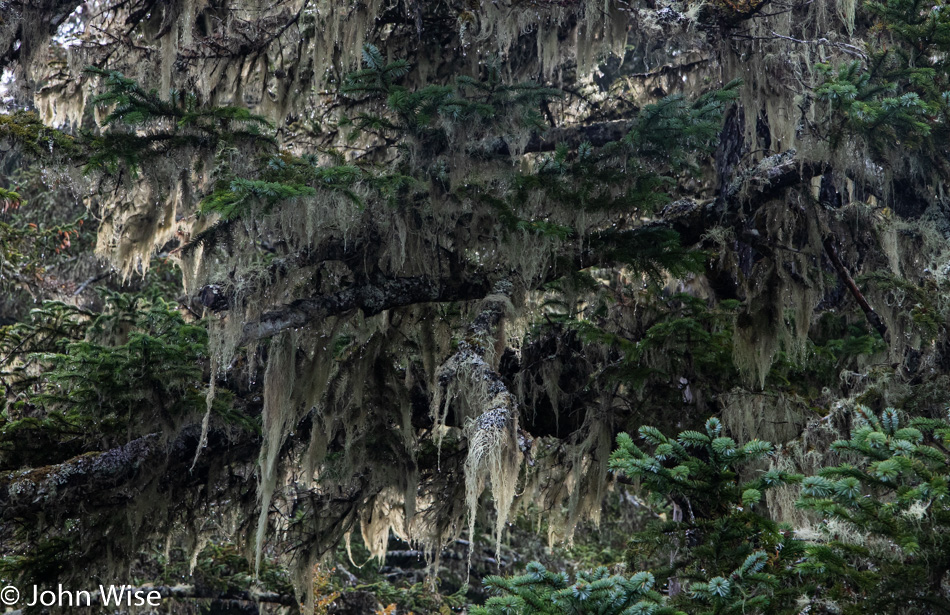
[239,273,493,344]
[0,426,258,522]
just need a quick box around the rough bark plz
[435,279,516,408]
[239,272,492,344]
[0,428,256,522]
[0,434,161,520]
[434,279,532,456]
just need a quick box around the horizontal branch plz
[626,57,711,80]
[479,120,632,157]
[224,151,825,348]
[0,434,161,521]
[240,273,492,344]
[767,31,867,59]
[0,427,257,522]
[722,149,827,211]
[195,236,369,312]
[657,150,827,245]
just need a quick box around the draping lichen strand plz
[11,0,950,609]
[18,0,664,291]
[255,332,298,574]
[464,406,521,562]
[516,396,615,548]
[428,280,525,566]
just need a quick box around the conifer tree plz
[1,0,950,613]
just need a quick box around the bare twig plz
[768,31,867,59]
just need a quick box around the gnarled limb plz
[433,280,519,433]
[0,434,161,521]
[0,428,257,522]
[239,273,492,345]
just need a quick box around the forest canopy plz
[2,0,950,613]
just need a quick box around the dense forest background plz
[2,0,950,613]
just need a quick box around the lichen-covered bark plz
[0,434,159,520]
[5,0,950,609]
[0,427,257,522]
[240,273,493,344]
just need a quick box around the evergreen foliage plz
[4,0,950,612]
[609,420,806,614]
[83,67,273,176]
[812,0,950,167]
[0,292,252,471]
[474,564,675,615]
[484,406,950,614]
[796,406,950,612]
